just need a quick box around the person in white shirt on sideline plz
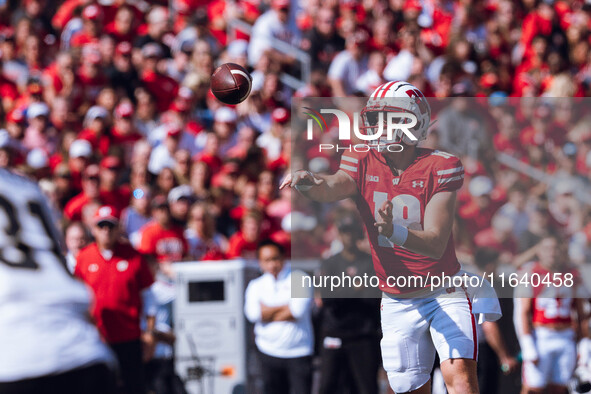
[244,239,314,394]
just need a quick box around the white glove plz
[520,334,538,362]
[579,338,591,367]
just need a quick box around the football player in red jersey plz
[281,81,500,393]
[515,234,589,394]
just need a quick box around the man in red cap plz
[75,205,156,394]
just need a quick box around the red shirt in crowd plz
[75,242,154,344]
[63,191,95,221]
[78,128,110,156]
[70,32,99,48]
[493,133,524,156]
[140,70,179,113]
[100,187,131,214]
[138,221,187,262]
[227,232,258,259]
[474,228,517,255]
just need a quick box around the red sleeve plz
[338,151,363,183]
[520,13,538,46]
[227,234,243,258]
[136,256,154,290]
[0,82,18,101]
[430,152,464,195]
[63,194,85,221]
[137,225,155,254]
[52,0,82,30]
[73,249,86,279]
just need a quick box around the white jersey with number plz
[0,168,115,382]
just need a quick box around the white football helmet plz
[360,81,431,148]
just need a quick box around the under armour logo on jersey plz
[412,181,424,188]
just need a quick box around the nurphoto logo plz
[303,107,418,153]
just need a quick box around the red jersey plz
[137,221,187,262]
[63,191,94,221]
[227,232,258,259]
[75,242,154,343]
[520,261,585,326]
[339,148,463,294]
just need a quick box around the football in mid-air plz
[210,63,252,105]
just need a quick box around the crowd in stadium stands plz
[1,0,591,391]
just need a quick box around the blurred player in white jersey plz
[0,168,117,394]
[516,234,589,394]
[281,81,500,393]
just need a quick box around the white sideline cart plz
[173,260,260,394]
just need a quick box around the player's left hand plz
[374,200,394,238]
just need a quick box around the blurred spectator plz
[98,155,130,213]
[549,179,584,236]
[139,43,179,113]
[64,220,89,273]
[105,6,137,44]
[148,126,182,175]
[64,164,101,221]
[75,206,156,394]
[244,240,313,394]
[156,167,177,196]
[518,204,555,253]
[248,0,298,67]
[78,105,109,155]
[143,260,187,394]
[302,7,344,71]
[228,210,264,259]
[70,4,102,48]
[121,186,152,249]
[328,31,369,96]
[472,249,519,394]
[459,176,501,240]
[355,51,387,95]
[167,184,193,227]
[383,27,422,82]
[134,7,171,59]
[317,217,380,394]
[474,214,518,264]
[257,107,289,161]
[495,184,530,238]
[437,97,491,159]
[23,102,56,153]
[137,196,187,263]
[185,202,228,261]
[106,42,139,100]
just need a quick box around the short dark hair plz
[257,239,284,256]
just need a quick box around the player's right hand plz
[279,170,324,190]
